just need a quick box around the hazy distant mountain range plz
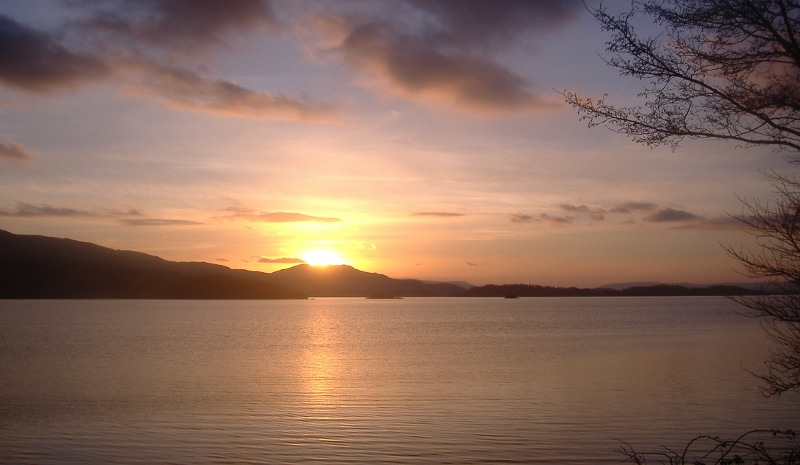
[0,230,763,299]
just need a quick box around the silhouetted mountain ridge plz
[0,230,766,299]
[0,230,463,298]
[0,230,303,299]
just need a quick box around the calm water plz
[0,297,797,464]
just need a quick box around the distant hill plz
[599,281,767,291]
[462,283,764,297]
[266,264,465,297]
[598,282,661,291]
[0,230,463,299]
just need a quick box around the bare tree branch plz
[562,0,800,154]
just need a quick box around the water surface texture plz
[1,297,797,464]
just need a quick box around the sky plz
[0,0,793,287]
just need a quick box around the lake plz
[0,297,797,464]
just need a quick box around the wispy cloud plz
[258,257,306,264]
[0,202,142,218]
[559,203,606,221]
[131,62,339,121]
[412,212,465,218]
[0,203,91,217]
[511,212,572,225]
[120,218,202,226]
[529,201,741,231]
[641,209,742,231]
[539,213,573,225]
[610,201,658,214]
[644,208,700,223]
[510,213,534,223]
[219,207,341,223]
[0,141,35,163]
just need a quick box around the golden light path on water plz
[302,306,339,412]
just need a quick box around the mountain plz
[0,230,464,299]
[266,264,465,297]
[0,229,304,299]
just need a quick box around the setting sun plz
[302,249,346,267]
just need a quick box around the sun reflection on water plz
[301,306,340,413]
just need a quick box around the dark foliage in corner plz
[618,429,799,465]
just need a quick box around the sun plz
[302,249,346,267]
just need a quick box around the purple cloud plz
[80,0,278,53]
[0,14,109,93]
[339,22,544,113]
[409,0,583,50]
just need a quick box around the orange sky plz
[0,1,790,287]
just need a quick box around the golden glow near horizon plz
[302,249,347,267]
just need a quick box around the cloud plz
[510,213,535,223]
[0,14,110,93]
[0,202,91,217]
[559,203,606,221]
[512,212,573,225]
[0,4,335,122]
[639,207,742,231]
[219,207,341,223]
[339,22,548,113]
[81,0,278,53]
[315,0,582,114]
[539,213,573,225]
[515,199,737,231]
[644,208,700,223]
[610,202,658,214]
[258,257,306,264]
[412,211,465,217]
[0,141,35,163]
[409,0,583,50]
[120,218,203,226]
[132,62,338,121]
[0,202,143,218]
